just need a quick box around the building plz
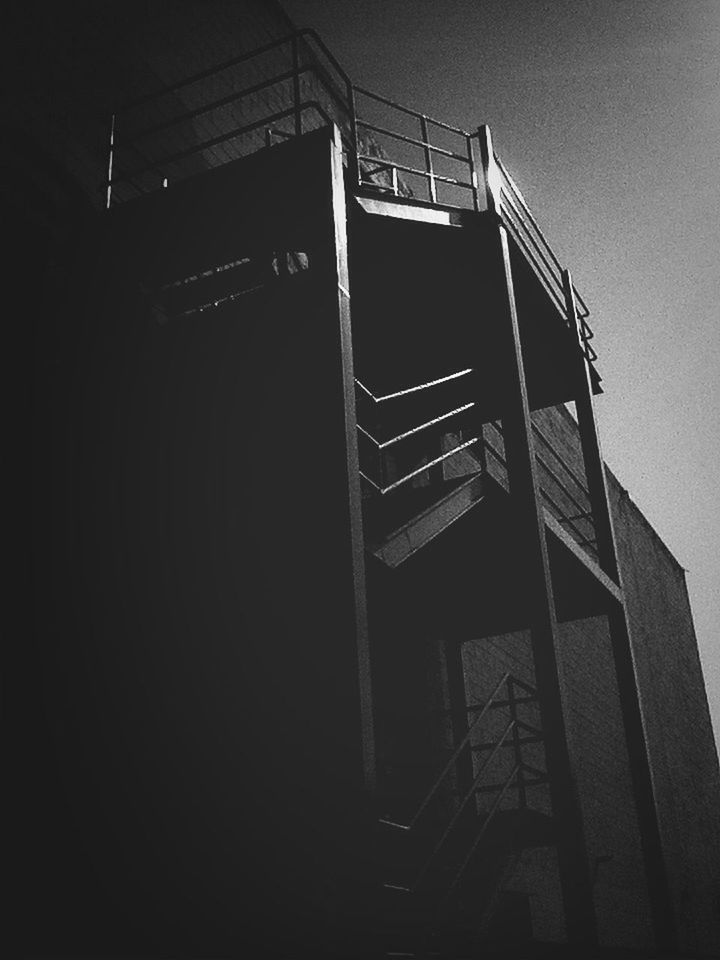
[9,2,720,957]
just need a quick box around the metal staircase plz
[356,367,600,569]
[98,24,676,956]
[354,366,603,955]
[375,672,551,957]
[355,368,486,563]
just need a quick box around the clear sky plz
[283,0,720,743]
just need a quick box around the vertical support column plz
[563,270,678,953]
[466,133,481,212]
[477,123,498,215]
[328,124,376,793]
[420,116,437,205]
[478,124,597,946]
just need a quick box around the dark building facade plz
[8,2,720,957]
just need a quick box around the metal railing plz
[491,152,596,362]
[356,366,599,562]
[352,85,478,207]
[483,418,598,559]
[532,419,598,556]
[355,369,480,496]
[105,30,356,203]
[105,28,597,370]
[379,672,544,897]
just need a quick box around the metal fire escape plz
[104,28,676,957]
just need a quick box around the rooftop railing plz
[105,28,596,370]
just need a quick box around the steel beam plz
[479,124,598,946]
[563,269,678,953]
[328,125,377,793]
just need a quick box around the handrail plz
[357,402,474,450]
[105,27,598,378]
[530,423,598,552]
[494,152,589,319]
[531,421,590,499]
[536,453,590,521]
[379,672,510,833]
[115,28,352,113]
[495,159,563,282]
[108,28,358,195]
[116,31,306,112]
[302,28,356,95]
[358,155,474,191]
[355,120,468,163]
[498,188,567,315]
[359,436,479,495]
[492,149,596,369]
[111,100,346,187]
[541,485,598,552]
[485,419,597,554]
[355,369,473,403]
[380,671,547,905]
[356,368,477,495]
[410,719,516,891]
[353,84,470,137]
[124,69,300,143]
[442,762,520,905]
[354,86,474,204]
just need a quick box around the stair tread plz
[367,472,485,566]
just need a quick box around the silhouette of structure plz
[10,2,720,957]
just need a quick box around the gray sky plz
[283,0,720,742]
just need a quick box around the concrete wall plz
[610,474,720,956]
[523,401,720,954]
[16,128,375,958]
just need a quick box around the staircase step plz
[368,473,485,567]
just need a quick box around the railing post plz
[105,113,116,210]
[477,123,498,215]
[467,134,480,212]
[420,115,437,204]
[291,35,302,137]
